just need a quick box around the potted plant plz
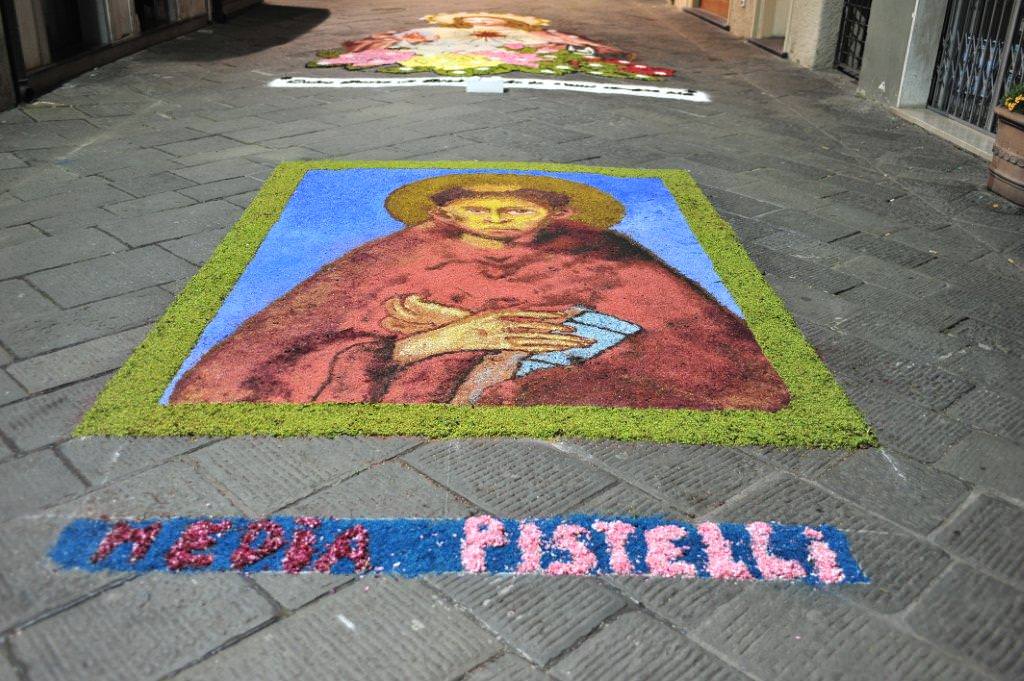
[989,83,1024,206]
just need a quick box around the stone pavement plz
[1,0,1023,678]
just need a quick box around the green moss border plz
[76,161,874,448]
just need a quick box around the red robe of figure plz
[170,219,790,410]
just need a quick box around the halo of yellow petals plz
[384,173,627,229]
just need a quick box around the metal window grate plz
[1000,8,1024,105]
[928,0,1024,131]
[834,0,872,79]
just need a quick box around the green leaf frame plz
[76,161,874,448]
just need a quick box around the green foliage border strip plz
[76,161,874,448]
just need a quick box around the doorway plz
[751,0,792,57]
[698,0,730,19]
[685,0,730,29]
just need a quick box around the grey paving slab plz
[0,227,124,279]
[846,386,971,463]
[465,655,551,681]
[430,575,625,666]
[181,579,501,681]
[9,173,114,202]
[973,252,1024,284]
[0,279,59,323]
[0,167,75,197]
[767,278,859,326]
[26,246,194,307]
[157,135,244,158]
[246,571,351,612]
[179,176,262,202]
[941,347,1024,401]
[908,564,1023,680]
[184,115,272,135]
[748,446,846,477]
[938,432,1024,502]
[717,212,778,243]
[946,389,1024,445]
[0,223,46,248]
[0,152,25,169]
[104,189,196,217]
[719,473,947,613]
[919,258,1024,305]
[123,126,209,150]
[947,294,1024,341]
[12,575,275,681]
[0,656,17,681]
[0,185,130,228]
[580,442,769,518]
[838,283,964,332]
[171,143,271,168]
[6,325,149,392]
[606,576,747,632]
[188,437,417,516]
[567,480,683,517]
[747,245,863,294]
[815,449,969,534]
[0,448,85,521]
[59,435,213,486]
[810,326,973,410]
[947,318,1024,357]
[0,369,26,406]
[553,611,747,681]
[53,458,240,518]
[170,158,265,184]
[105,170,197,198]
[225,190,258,207]
[222,119,335,144]
[694,587,988,681]
[58,146,180,177]
[0,287,171,358]
[0,515,124,631]
[32,207,119,234]
[834,309,967,362]
[100,200,241,247]
[405,440,616,517]
[0,376,105,451]
[288,460,471,518]
[936,495,1024,586]
[834,254,947,298]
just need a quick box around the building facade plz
[0,0,260,108]
[673,0,1024,159]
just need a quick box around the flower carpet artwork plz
[77,161,873,447]
[52,514,868,585]
[308,12,676,80]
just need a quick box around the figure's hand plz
[393,310,594,365]
[381,295,471,335]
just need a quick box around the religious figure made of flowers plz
[307,12,676,80]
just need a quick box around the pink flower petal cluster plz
[470,49,543,67]
[318,49,416,67]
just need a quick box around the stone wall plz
[785,0,843,68]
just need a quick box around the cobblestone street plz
[1,0,1023,679]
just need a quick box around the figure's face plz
[438,196,555,240]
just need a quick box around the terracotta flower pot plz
[988,106,1024,206]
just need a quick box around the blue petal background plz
[162,168,741,402]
